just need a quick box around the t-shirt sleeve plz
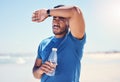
[77,33,86,46]
[37,44,42,59]
[69,32,86,47]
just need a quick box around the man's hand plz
[39,61,57,74]
[32,9,48,22]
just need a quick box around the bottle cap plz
[52,48,57,51]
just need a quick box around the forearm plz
[50,6,77,18]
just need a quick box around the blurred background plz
[0,0,120,82]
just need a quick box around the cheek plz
[63,21,69,28]
[60,21,68,27]
[60,25,68,31]
[62,23,69,29]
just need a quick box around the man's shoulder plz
[40,36,54,44]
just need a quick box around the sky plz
[0,0,120,54]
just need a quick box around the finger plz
[42,63,52,70]
[40,66,51,73]
[32,12,38,18]
[43,62,55,71]
[32,13,42,22]
[40,65,54,73]
[32,15,40,22]
[45,61,57,68]
[35,10,40,18]
[32,13,37,21]
[32,18,38,22]
[33,11,39,18]
[32,18,39,22]
[35,10,39,13]
[45,61,53,67]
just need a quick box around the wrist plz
[47,9,51,17]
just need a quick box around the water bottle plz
[46,48,58,76]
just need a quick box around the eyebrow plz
[53,16,65,20]
[59,17,65,19]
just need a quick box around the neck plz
[55,33,66,38]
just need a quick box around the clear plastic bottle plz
[46,48,58,76]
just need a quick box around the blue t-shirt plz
[37,32,86,82]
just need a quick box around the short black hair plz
[54,5,65,8]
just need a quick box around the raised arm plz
[32,6,85,39]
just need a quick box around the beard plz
[53,28,68,35]
[52,25,68,35]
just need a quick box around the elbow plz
[33,72,41,79]
[71,6,82,16]
[32,69,41,79]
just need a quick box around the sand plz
[0,53,120,82]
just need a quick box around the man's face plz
[52,16,69,35]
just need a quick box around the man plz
[32,5,86,82]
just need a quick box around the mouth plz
[53,25,60,29]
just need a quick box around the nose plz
[53,17,61,24]
[56,17,60,23]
